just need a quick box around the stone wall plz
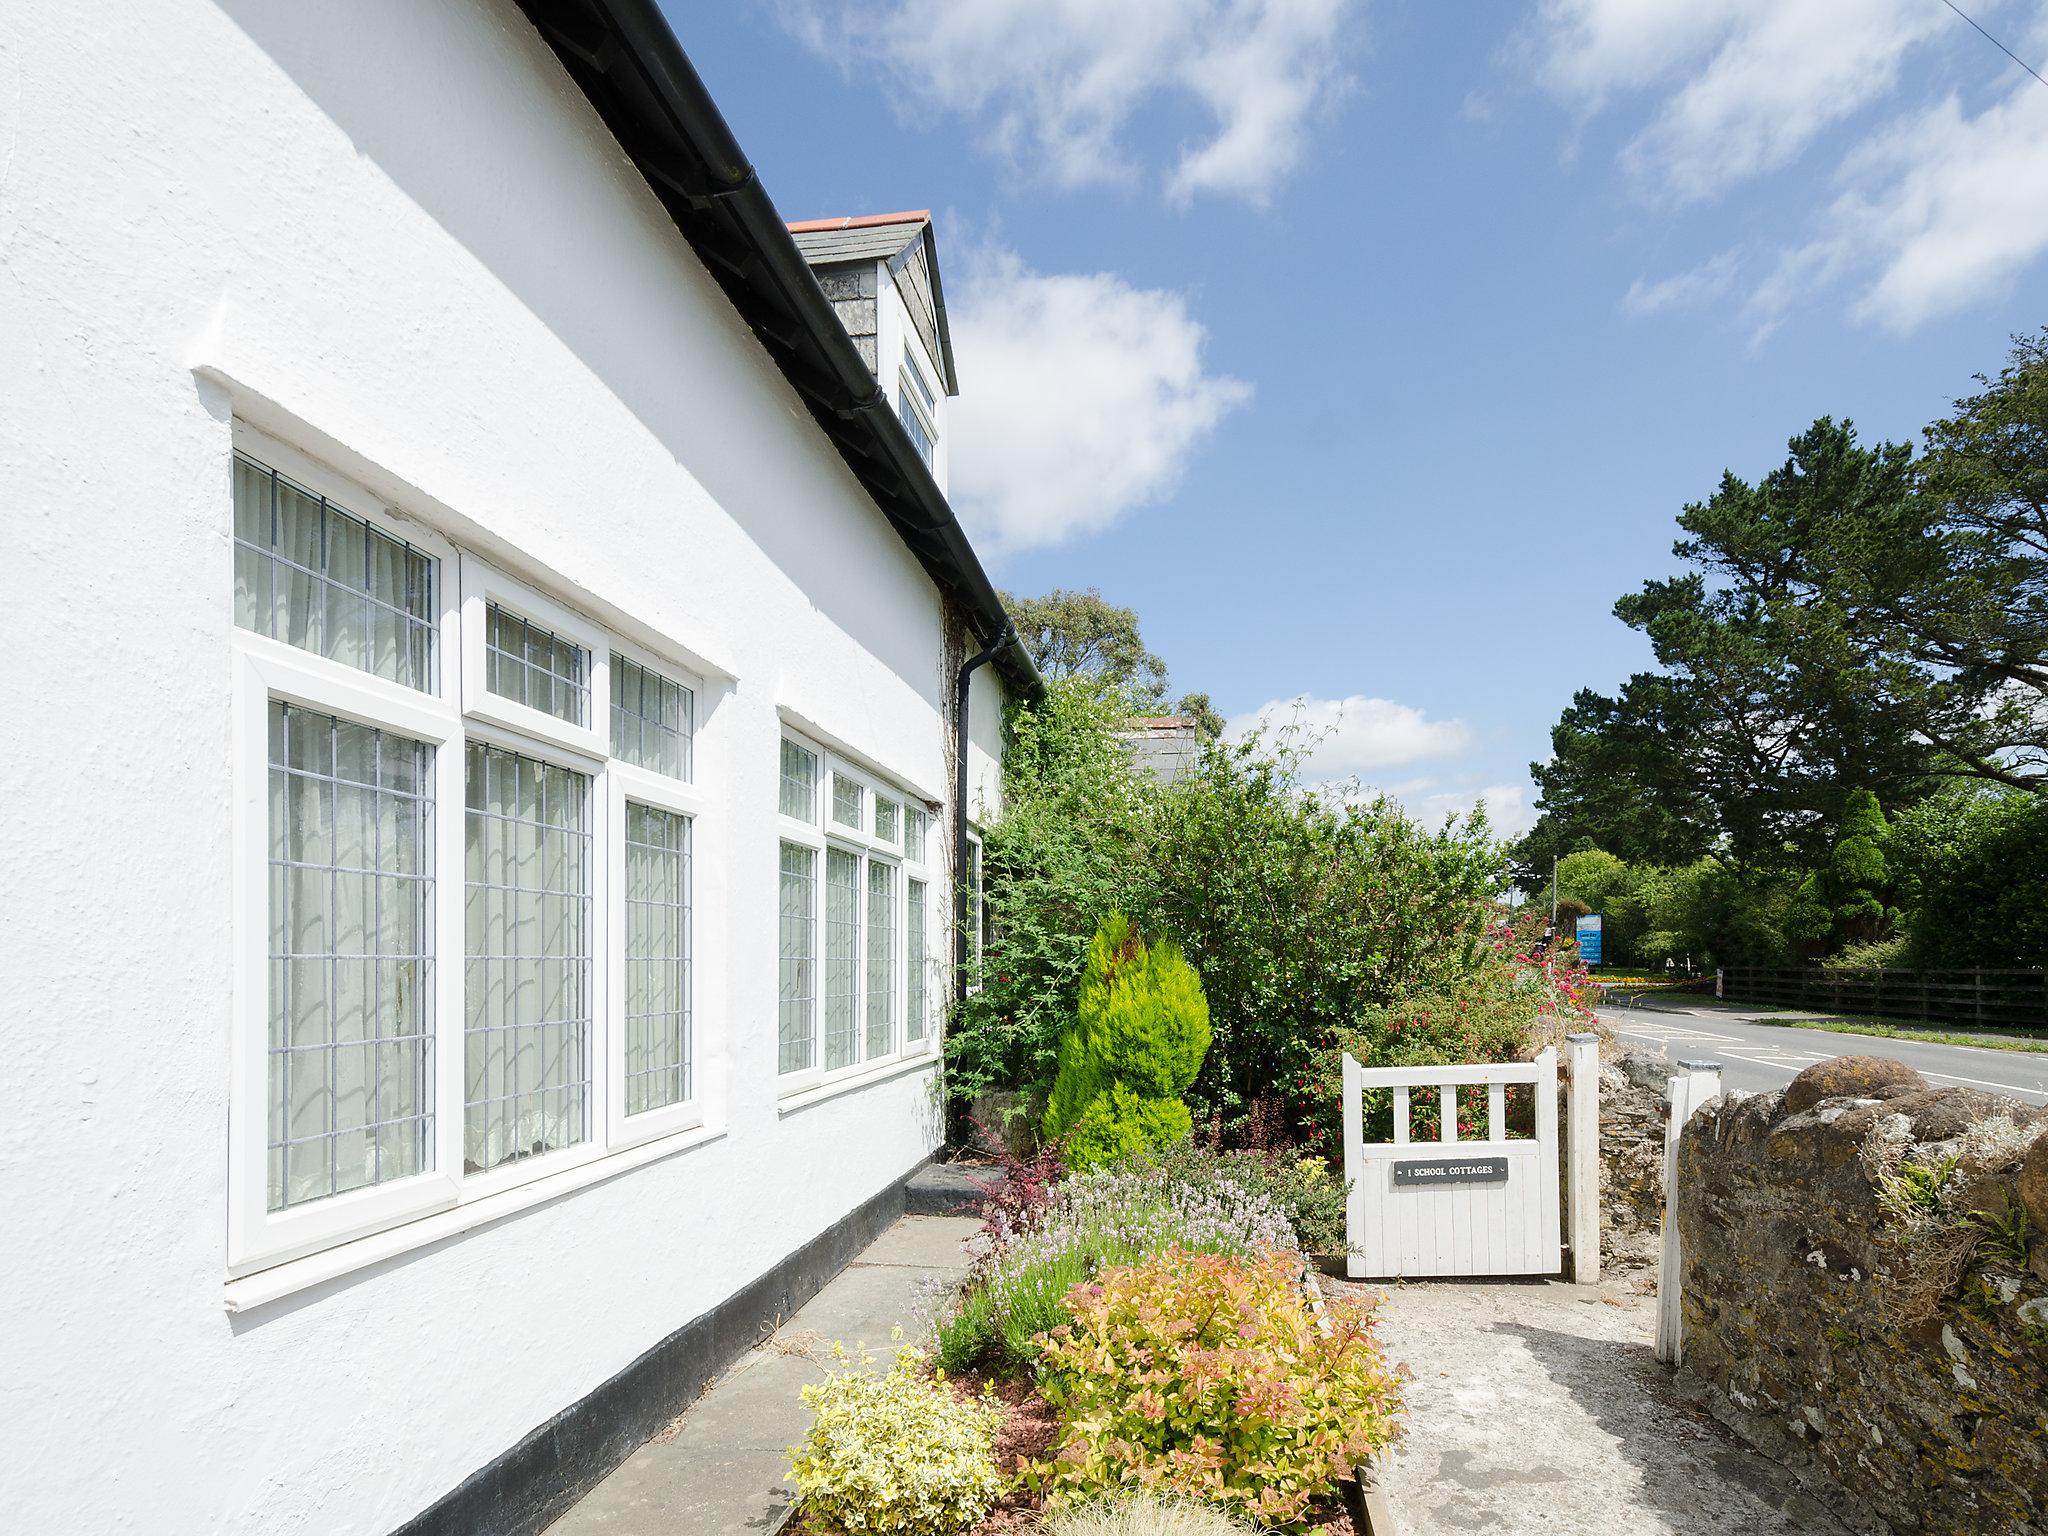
[1676,1060,2048,1536]
[1599,1049,1671,1273]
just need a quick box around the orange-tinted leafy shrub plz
[1031,1248,1402,1528]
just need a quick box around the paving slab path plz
[547,1214,978,1536]
[1334,1273,1856,1536]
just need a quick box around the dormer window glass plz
[897,353,938,468]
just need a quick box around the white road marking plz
[1919,1068,2048,1095]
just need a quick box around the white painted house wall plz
[0,2,1005,1531]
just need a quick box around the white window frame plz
[459,553,611,759]
[963,827,985,995]
[229,646,468,1274]
[605,747,707,1152]
[452,719,613,1204]
[775,731,938,1097]
[228,429,720,1291]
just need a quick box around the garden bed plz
[786,1368,1367,1535]
[784,1140,1402,1535]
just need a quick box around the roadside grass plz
[1769,1017,2048,1055]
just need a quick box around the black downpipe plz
[953,622,1013,1000]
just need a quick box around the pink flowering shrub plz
[1295,930,1595,1153]
[1031,1248,1403,1528]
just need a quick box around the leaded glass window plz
[824,847,861,1070]
[463,742,592,1171]
[778,843,818,1073]
[623,803,691,1115]
[234,454,437,691]
[611,654,693,780]
[906,877,928,1044]
[866,861,896,1058]
[780,739,818,821]
[485,603,588,726]
[267,702,435,1209]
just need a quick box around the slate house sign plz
[1391,1156,1510,1187]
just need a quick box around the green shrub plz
[1297,975,1541,1155]
[1044,914,1210,1169]
[946,676,1155,1117]
[935,1164,1295,1376]
[945,686,1521,1148]
[787,1340,1006,1535]
[1889,786,2048,968]
[1032,1248,1402,1527]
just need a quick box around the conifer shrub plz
[1043,914,1211,1169]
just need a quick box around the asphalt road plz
[1596,1002,2048,1106]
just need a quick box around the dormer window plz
[787,211,958,490]
[898,353,938,467]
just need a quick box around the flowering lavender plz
[940,1164,1299,1371]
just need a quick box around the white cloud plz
[1758,81,2048,333]
[1622,249,1740,316]
[947,246,1250,553]
[1532,0,2048,334]
[784,0,1354,203]
[1223,694,1471,774]
[1533,0,1944,204]
[1408,782,1535,838]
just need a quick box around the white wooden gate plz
[1342,1047,1562,1278]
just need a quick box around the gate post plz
[1656,1060,1723,1366]
[1342,1052,1364,1281]
[1565,1033,1601,1283]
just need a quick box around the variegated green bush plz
[786,1341,1005,1534]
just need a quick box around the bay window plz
[229,434,710,1281]
[775,730,939,1092]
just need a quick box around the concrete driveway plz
[1343,1276,1855,1536]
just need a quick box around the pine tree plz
[1785,790,1899,954]
[1043,912,1211,1168]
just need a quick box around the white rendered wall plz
[0,2,978,1530]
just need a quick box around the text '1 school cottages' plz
[2,2,1041,1531]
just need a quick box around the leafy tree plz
[1144,736,1509,1134]
[1889,786,2048,967]
[947,698,1523,1143]
[946,675,1153,1111]
[1886,329,2048,789]
[1784,789,1898,954]
[1043,913,1211,1168]
[1001,587,1224,739]
[1525,332,2048,878]
[1529,420,1940,873]
[1172,689,1227,740]
[1001,587,1168,698]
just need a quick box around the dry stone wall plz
[1598,1049,1671,1272]
[1676,1059,2048,1536]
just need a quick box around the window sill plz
[777,1050,938,1116]
[223,1120,726,1313]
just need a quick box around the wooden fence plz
[1718,967,2048,1030]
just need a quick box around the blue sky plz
[671,0,2048,835]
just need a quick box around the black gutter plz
[953,621,1012,997]
[513,0,1040,700]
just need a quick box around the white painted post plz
[1565,1032,1601,1284]
[1533,1046,1561,1276]
[1343,1052,1364,1281]
[1656,1060,1723,1365]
